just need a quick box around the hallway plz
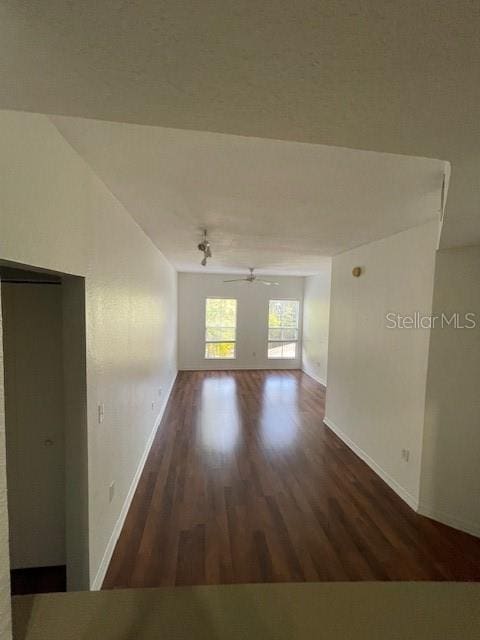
[103,371,480,588]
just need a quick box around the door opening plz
[0,264,89,594]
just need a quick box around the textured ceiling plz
[1,1,479,248]
[52,116,444,274]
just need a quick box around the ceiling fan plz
[224,268,279,286]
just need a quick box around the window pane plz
[281,328,298,341]
[268,328,283,341]
[205,298,237,359]
[282,341,297,358]
[268,303,283,328]
[206,298,237,328]
[205,342,236,359]
[268,341,297,359]
[269,328,299,340]
[268,300,299,329]
[268,342,285,358]
[268,300,299,359]
[205,327,236,341]
[284,301,300,327]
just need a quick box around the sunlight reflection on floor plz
[199,376,240,454]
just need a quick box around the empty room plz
[1,3,480,639]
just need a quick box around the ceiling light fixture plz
[198,229,212,266]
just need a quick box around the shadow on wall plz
[419,246,480,537]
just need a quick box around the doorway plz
[0,264,89,594]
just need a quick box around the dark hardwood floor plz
[103,370,480,588]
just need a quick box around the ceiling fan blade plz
[223,278,247,282]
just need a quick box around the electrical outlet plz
[401,448,410,462]
[151,401,155,410]
[98,403,104,424]
[109,482,115,503]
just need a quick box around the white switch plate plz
[98,403,104,424]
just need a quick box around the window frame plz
[204,296,238,360]
[267,298,301,360]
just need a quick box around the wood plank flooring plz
[103,370,480,588]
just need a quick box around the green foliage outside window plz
[268,300,299,359]
[205,298,237,359]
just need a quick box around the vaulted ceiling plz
[1,1,479,252]
[52,116,444,274]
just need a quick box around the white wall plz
[178,273,304,370]
[61,275,90,591]
[302,267,331,386]
[0,291,12,640]
[325,221,438,508]
[419,246,480,537]
[2,283,65,569]
[0,110,178,598]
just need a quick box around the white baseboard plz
[323,418,480,538]
[179,365,301,371]
[91,371,177,590]
[323,416,419,511]
[301,367,327,388]
[417,503,480,539]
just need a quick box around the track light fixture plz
[198,229,212,266]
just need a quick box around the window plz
[268,299,300,359]
[205,298,237,359]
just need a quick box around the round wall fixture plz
[352,266,362,277]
